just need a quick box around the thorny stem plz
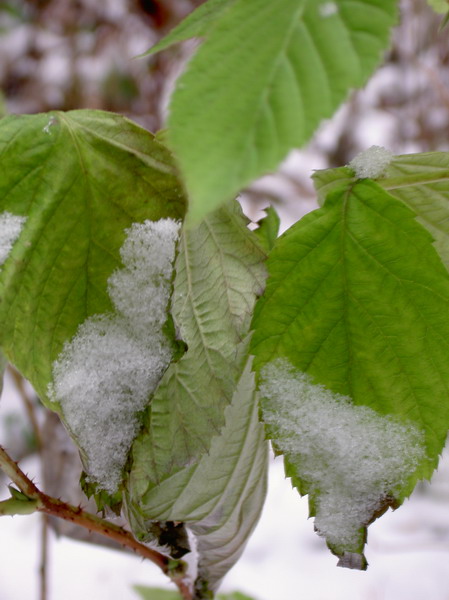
[0,445,192,599]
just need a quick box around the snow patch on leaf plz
[49,218,181,494]
[0,212,26,265]
[319,2,338,17]
[348,145,393,179]
[259,359,426,549]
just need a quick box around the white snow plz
[0,211,26,265]
[43,116,57,134]
[348,145,393,179]
[319,2,338,17]
[259,359,427,549]
[48,218,180,493]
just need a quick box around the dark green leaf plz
[0,110,186,405]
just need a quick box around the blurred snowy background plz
[1,0,449,599]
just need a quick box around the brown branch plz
[0,445,192,599]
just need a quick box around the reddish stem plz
[0,445,192,599]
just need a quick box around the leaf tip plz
[337,551,368,571]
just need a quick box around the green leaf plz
[217,594,259,600]
[133,587,181,600]
[126,203,267,588]
[133,587,258,600]
[168,0,397,224]
[427,0,449,14]
[314,151,449,268]
[139,0,236,57]
[128,201,266,491]
[187,359,267,590]
[380,152,449,269]
[312,165,354,206]
[0,496,38,516]
[128,358,267,591]
[254,206,280,252]
[0,110,186,406]
[251,180,449,563]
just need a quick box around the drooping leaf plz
[139,0,236,57]
[194,361,267,592]
[0,110,186,406]
[254,206,280,252]
[128,359,267,591]
[167,0,397,223]
[128,201,266,490]
[251,179,449,563]
[126,203,267,588]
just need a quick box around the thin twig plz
[7,366,43,449]
[8,365,49,600]
[39,514,49,600]
[0,445,192,598]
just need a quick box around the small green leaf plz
[218,594,259,600]
[168,0,397,223]
[132,588,258,600]
[7,485,31,502]
[0,110,186,406]
[139,0,236,57]
[251,180,449,563]
[254,206,280,252]
[0,496,38,516]
[133,587,181,600]
[427,0,449,14]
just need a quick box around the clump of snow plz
[0,212,27,265]
[49,218,181,494]
[259,359,426,549]
[108,219,179,332]
[348,145,393,179]
[319,2,338,17]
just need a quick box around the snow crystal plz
[43,116,57,134]
[0,212,27,265]
[49,218,181,494]
[259,359,426,549]
[319,2,338,17]
[348,145,393,179]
